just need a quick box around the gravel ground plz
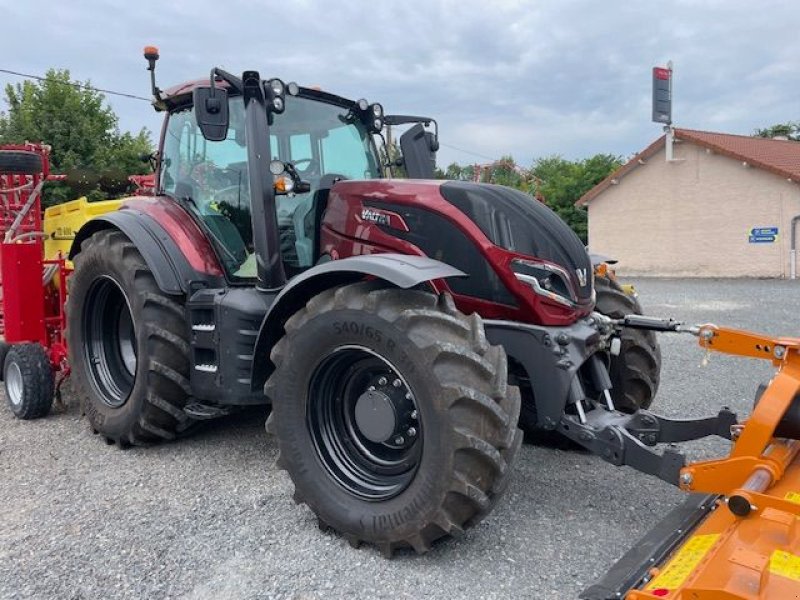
[0,278,795,600]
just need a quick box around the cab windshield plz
[160,93,381,279]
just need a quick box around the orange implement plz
[623,326,800,599]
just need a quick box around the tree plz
[380,139,407,178]
[530,154,621,242]
[437,152,621,242]
[0,69,152,206]
[754,122,799,141]
[439,162,475,181]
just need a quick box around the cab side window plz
[160,98,254,279]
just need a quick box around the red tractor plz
[2,49,666,556]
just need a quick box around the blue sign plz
[749,235,776,244]
[751,227,779,236]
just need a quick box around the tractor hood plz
[439,181,593,302]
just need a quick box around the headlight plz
[511,258,578,308]
[371,103,383,117]
[267,78,286,114]
[269,78,285,96]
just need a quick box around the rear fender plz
[69,207,222,295]
[250,254,465,393]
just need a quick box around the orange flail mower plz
[588,324,800,599]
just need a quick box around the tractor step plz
[581,493,719,599]
[183,402,235,420]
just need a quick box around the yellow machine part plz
[43,197,123,262]
[627,458,800,599]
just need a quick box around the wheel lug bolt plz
[410,410,417,419]
[405,392,413,400]
[367,386,376,392]
[378,376,387,386]
[394,436,404,445]
[407,427,417,437]
[392,378,402,388]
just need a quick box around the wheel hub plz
[5,361,23,407]
[307,345,423,500]
[354,390,397,443]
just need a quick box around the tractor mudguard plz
[588,251,618,266]
[250,254,465,393]
[69,209,217,295]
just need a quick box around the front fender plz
[250,254,465,393]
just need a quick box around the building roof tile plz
[576,129,800,206]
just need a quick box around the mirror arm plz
[385,115,439,152]
[209,67,243,95]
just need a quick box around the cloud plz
[2,0,798,166]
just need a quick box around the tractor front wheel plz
[594,275,661,412]
[66,229,194,446]
[266,283,522,555]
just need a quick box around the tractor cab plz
[150,55,437,285]
[158,87,383,278]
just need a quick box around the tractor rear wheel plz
[265,282,522,555]
[594,275,661,412]
[66,229,194,446]
[3,343,54,419]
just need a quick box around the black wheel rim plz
[307,345,422,501]
[83,276,137,408]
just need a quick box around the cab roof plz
[157,77,361,112]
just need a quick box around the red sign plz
[653,67,671,80]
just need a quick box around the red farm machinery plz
[3,47,800,598]
[0,144,70,417]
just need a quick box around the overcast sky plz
[2,0,798,167]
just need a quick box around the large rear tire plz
[265,283,522,555]
[66,229,194,446]
[594,275,661,412]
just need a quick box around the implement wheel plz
[0,150,43,175]
[66,229,194,446]
[266,283,522,556]
[3,343,54,420]
[594,275,661,412]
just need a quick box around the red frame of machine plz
[0,143,70,372]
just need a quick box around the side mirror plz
[400,123,437,179]
[193,86,229,141]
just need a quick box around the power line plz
[0,68,151,102]
[438,142,499,162]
